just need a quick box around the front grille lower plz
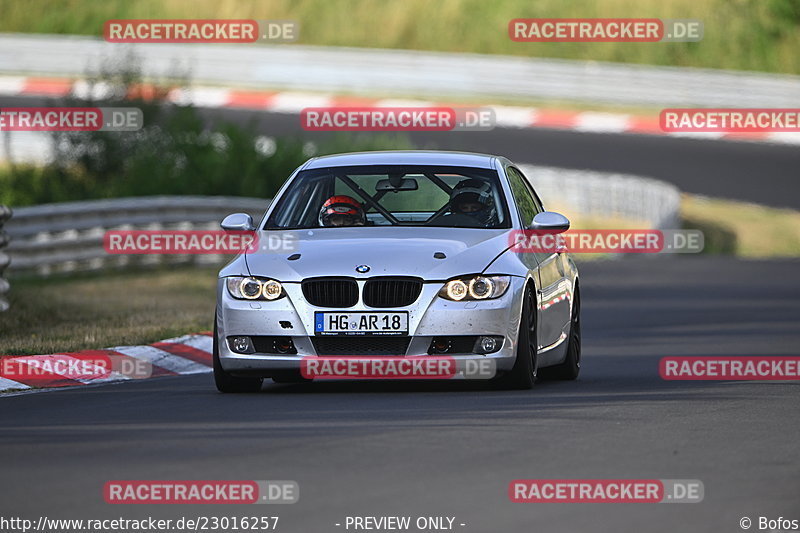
[302,277,358,308]
[363,277,423,308]
[312,336,411,356]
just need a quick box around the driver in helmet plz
[442,179,497,227]
[318,195,366,227]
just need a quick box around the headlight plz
[240,278,262,299]
[262,280,283,300]
[439,275,511,301]
[445,279,468,301]
[226,276,285,301]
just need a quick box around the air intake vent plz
[302,277,358,308]
[312,336,411,356]
[363,277,423,308]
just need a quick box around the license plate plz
[314,311,408,336]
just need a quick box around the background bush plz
[0,58,413,206]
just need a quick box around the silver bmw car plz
[214,151,580,392]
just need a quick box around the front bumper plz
[216,276,526,377]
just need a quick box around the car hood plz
[243,226,513,282]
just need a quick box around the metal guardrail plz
[0,204,11,311]
[4,196,269,276]
[3,167,680,278]
[520,165,680,230]
[1,33,798,108]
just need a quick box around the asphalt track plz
[213,109,800,209]
[1,94,799,208]
[1,95,799,531]
[2,257,799,532]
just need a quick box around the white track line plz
[111,345,210,375]
[168,87,232,107]
[14,354,129,384]
[0,76,26,95]
[178,335,213,353]
[0,376,31,391]
[574,112,632,133]
[492,106,538,128]
[268,92,333,113]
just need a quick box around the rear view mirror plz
[376,178,418,191]
[529,211,570,233]
[221,213,256,232]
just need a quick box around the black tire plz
[495,284,537,390]
[540,288,581,381]
[213,319,263,393]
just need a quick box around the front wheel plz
[213,318,263,393]
[495,285,537,390]
[540,289,581,381]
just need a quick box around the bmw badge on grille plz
[355,265,370,273]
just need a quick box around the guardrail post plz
[0,204,11,312]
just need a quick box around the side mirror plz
[529,211,570,233]
[221,213,255,232]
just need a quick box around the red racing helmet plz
[318,195,366,227]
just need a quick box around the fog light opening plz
[476,336,503,354]
[230,336,254,354]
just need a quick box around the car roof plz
[303,150,498,170]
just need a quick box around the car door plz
[506,166,571,350]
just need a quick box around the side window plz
[506,166,540,227]
[514,167,545,213]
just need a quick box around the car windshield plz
[265,165,511,229]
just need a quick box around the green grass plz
[681,194,800,257]
[0,0,797,74]
[549,195,800,259]
[0,267,218,356]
